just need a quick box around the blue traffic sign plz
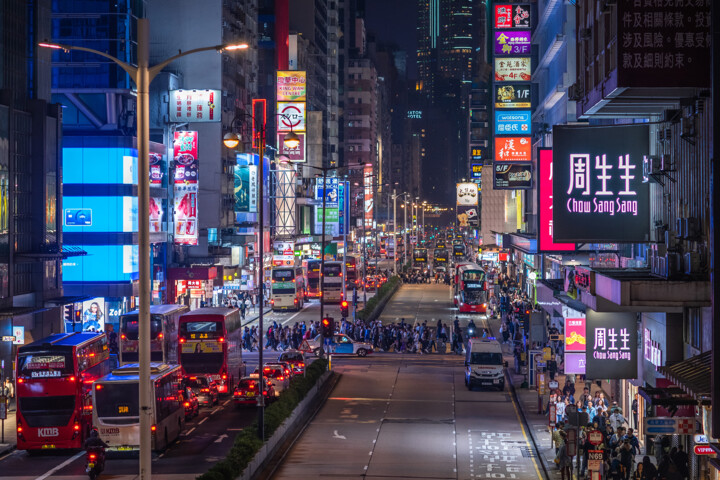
[646,427,676,434]
[647,419,676,426]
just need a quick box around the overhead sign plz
[456,182,479,206]
[494,57,531,82]
[169,89,220,123]
[495,137,531,161]
[277,132,305,162]
[277,102,306,132]
[538,148,575,252]
[493,163,532,190]
[276,71,307,101]
[564,317,586,352]
[494,4,530,29]
[173,131,199,246]
[495,31,531,55]
[644,417,695,435]
[586,310,637,380]
[552,125,650,243]
[495,110,531,135]
[495,84,531,109]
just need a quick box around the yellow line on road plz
[509,391,544,480]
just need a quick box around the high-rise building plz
[0,0,65,378]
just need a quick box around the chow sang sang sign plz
[552,125,650,243]
[586,311,638,380]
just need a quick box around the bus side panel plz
[226,326,244,394]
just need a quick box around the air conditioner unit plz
[684,217,701,239]
[684,252,700,275]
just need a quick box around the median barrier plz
[356,275,402,322]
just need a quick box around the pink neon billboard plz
[538,148,575,252]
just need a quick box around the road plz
[269,283,544,480]
[0,297,350,480]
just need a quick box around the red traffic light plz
[341,301,348,308]
[322,318,330,326]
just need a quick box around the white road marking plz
[198,417,209,425]
[211,407,222,415]
[214,434,228,443]
[223,399,232,406]
[227,428,244,431]
[184,427,197,436]
[34,451,85,480]
[281,303,312,325]
[333,430,347,440]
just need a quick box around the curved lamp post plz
[41,19,247,480]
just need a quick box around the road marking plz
[509,384,544,480]
[184,427,197,436]
[333,430,347,440]
[198,417,209,425]
[34,451,85,480]
[214,434,228,443]
[227,428,244,431]
[211,407,222,415]
[281,303,312,326]
[223,399,232,406]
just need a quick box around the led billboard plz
[495,137,531,161]
[495,84,531,109]
[495,110,531,134]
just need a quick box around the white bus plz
[92,363,184,452]
[270,266,306,311]
[322,261,344,303]
[119,304,189,364]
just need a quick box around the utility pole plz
[393,189,397,273]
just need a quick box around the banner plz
[169,90,220,123]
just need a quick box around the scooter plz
[85,447,105,480]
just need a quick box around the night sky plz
[365,0,418,78]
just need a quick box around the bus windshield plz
[95,383,140,419]
[121,315,163,340]
[324,265,342,277]
[180,321,222,336]
[272,269,294,281]
[18,352,73,378]
[463,270,486,282]
[272,269,296,294]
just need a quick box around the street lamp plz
[224,113,297,440]
[392,192,410,273]
[40,20,247,480]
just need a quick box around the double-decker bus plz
[453,243,466,259]
[93,363,184,451]
[270,266,306,311]
[178,308,243,394]
[345,255,359,288]
[434,248,449,266]
[453,263,488,313]
[322,261,344,302]
[119,304,189,364]
[16,332,111,451]
[413,248,428,265]
[304,259,322,298]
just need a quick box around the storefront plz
[168,266,218,310]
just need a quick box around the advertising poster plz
[564,353,586,375]
[552,125,650,243]
[616,1,710,89]
[495,137,531,161]
[495,57,531,82]
[277,102,306,132]
[173,131,198,185]
[457,205,479,228]
[277,132,305,162]
[174,185,198,245]
[495,31,531,55]
[149,153,164,185]
[81,298,106,333]
[169,90,220,123]
[276,71,307,101]
[564,317,587,352]
[493,163,533,190]
[456,182,479,206]
[496,84,531,109]
[495,110,531,135]
[339,181,349,235]
[586,311,638,380]
[234,154,258,215]
[494,4,530,29]
[538,148,576,252]
[149,197,163,233]
[364,165,374,229]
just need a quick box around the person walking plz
[556,431,572,480]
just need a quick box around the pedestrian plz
[609,409,628,431]
[3,378,13,399]
[619,439,634,480]
[639,456,657,480]
[631,395,639,430]
[555,431,572,480]
[671,444,688,480]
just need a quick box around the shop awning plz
[656,350,712,401]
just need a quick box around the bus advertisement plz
[304,259,322,298]
[453,263,488,313]
[93,363,184,451]
[178,308,244,394]
[322,261,344,302]
[119,304,189,364]
[270,266,306,311]
[16,332,111,450]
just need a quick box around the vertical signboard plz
[564,317,586,352]
[538,148,576,252]
[586,310,638,380]
[277,71,307,154]
[456,182,479,227]
[173,131,199,245]
[169,90,220,123]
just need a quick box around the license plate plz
[88,463,95,468]
[246,392,254,397]
[493,379,500,384]
[41,444,56,449]
[117,446,133,451]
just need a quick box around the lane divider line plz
[198,417,209,425]
[34,451,85,480]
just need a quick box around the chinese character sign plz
[552,125,650,243]
[493,163,533,190]
[538,148,575,252]
[277,132,305,162]
[173,131,199,246]
[276,71,307,101]
[173,131,198,185]
[495,84,531,109]
[494,57,531,81]
[564,353,586,375]
[564,317,586,352]
[169,90,220,123]
[495,31,531,55]
[495,110,531,134]
[456,182,479,206]
[586,311,638,380]
[277,102,306,132]
[495,137,531,161]
[617,1,710,88]
[494,4,530,29]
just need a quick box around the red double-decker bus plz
[303,259,322,298]
[178,308,244,394]
[453,263,488,313]
[16,332,111,450]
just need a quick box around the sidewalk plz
[0,405,15,455]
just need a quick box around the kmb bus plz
[322,261,344,302]
[303,259,322,298]
[413,248,428,266]
[16,332,111,450]
[345,255,359,289]
[178,308,244,394]
[119,304,189,364]
[93,363,184,451]
[434,248,449,267]
[270,266,306,311]
[453,263,488,313]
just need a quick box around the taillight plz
[179,337,186,343]
[16,426,22,433]
[89,453,97,460]
[222,374,227,380]
[120,334,126,340]
[294,298,298,304]
[263,391,268,396]
[158,333,164,339]
[95,384,103,390]
[69,376,76,382]
[201,388,209,392]
[74,423,80,431]
[184,402,190,407]
[278,376,284,381]
[218,337,225,343]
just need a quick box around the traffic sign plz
[694,445,714,455]
[644,417,695,435]
[588,430,603,445]
[549,380,559,390]
[566,427,577,456]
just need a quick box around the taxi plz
[302,333,373,357]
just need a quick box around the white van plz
[464,338,506,390]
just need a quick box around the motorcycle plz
[85,447,105,480]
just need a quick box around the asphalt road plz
[0,297,353,480]
[269,283,544,480]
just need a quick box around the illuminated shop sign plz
[277,102,306,132]
[495,137,531,161]
[495,84,531,109]
[495,110,531,134]
[495,31,531,55]
[586,311,638,380]
[494,4,530,29]
[538,148,575,252]
[552,125,650,243]
[564,317,586,352]
[169,89,220,123]
[173,131,199,245]
[493,162,532,190]
[276,71,307,102]
[494,57,531,82]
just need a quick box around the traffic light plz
[340,301,349,318]
[63,305,73,323]
[321,317,335,337]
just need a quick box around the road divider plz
[356,276,401,322]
